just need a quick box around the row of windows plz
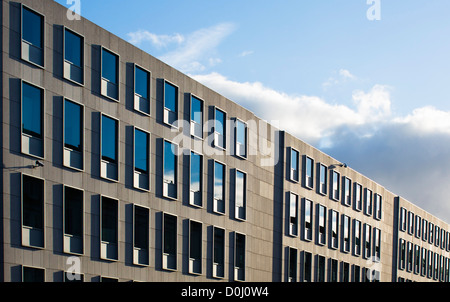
[399,207,450,251]
[288,149,382,221]
[20,174,247,281]
[287,194,381,260]
[398,239,450,282]
[285,250,380,282]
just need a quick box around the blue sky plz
[56,0,450,221]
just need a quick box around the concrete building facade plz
[1,0,449,282]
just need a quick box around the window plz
[234,232,246,281]
[434,253,439,280]
[189,151,203,207]
[318,164,327,195]
[288,192,299,237]
[288,247,297,282]
[100,114,119,181]
[353,265,361,282]
[414,244,420,274]
[343,177,351,206]
[399,239,406,270]
[304,156,314,189]
[101,47,119,101]
[399,207,407,232]
[162,213,177,271]
[21,81,44,158]
[63,186,83,255]
[441,229,446,249]
[316,255,326,282]
[422,218,428,241]
[373,228,381,261]
[329,258,338,282]
[421,247,427,277]
[100,196,118,261]
[353,219,361,256]
[435,225,440,248]
[331,170,340,201]
[22,266,45,282]
[301,251,312,282]
[134,127,150,191]
[406,242,413,272]
[364,188,372,216]
[289,148,299,182]
[234,119,247,158]
[354,183,363,212]
[190,95,203,139]
[330,210,339,249]
[63,99,84,170]
[21,174,44,248]
[101,276,118,282]
[212,227,225,279]
[415,215,421,238]
[374,193,382,220]
[427,250,433,279]
[408,211,414,235]
[317,204,326,245]
[302,199,313,241]
[21,5,44,67]
[341,262,350,282]
[133,205,149,266]
[429,222,434,244]
[342,215,351,253]
[163,80,178,127]
[213,161,226,214]
[363,224,371,260]
[134,64,150,115]
[64,28,84,84]
[65,271,84,282]
[189,220,202,275]
[214,107,226,149]
[163,140,178,200]
[234,170,247,221]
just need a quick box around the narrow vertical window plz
[408,211,414,235]
[427,250,433,278]
[435,225,440,248]
[364,188,372,216]
[331,170,340,201]
[234,232,246,281]
[163,81,178,127]
[363,224,372,260]
[212,227,225,279]
[288,247,297,282]
[21,5,44,67]
[303,199,313,241]
[414,244,420,274]
[213,161,225,214]
[400,207,407,232]
[64,28,84,84]
[214,108,226,149]
[189,151,203,207]
[343,177,351,206]
[63,186,83,255]
[190,95,203,139]
[162,213,177,271]
[189,220,202,275]
[373,228,381,261]
[421,247,427,277]
[133,128,150,191]
[330,210,339,249]
[21,81,44,158]
[21,174,44,248]
[163,140,178,200]
[100,114,119,181]
[316,255,326,282]
[302,251,312,282]
[100,196,118,261]
[318,164,327,195]
[235,119,247,158]
[422,219,428,241]
[288,192,298,237]
[354,183,363,211]
[134,65,150,115]
[317,204,326,245]
[429,222,434,244]
[329,259,338,282]
[63,99,84,170]
[22,266,45,282]
[353,265,361,282]
[342,262,350,282]
[434,253,439,280]
[101,47,119,101]
[133,205,149,266]
[289,148,299,182]
[407,242,414,272]
[374,193,382,220]
[342,215,351,253]
[304,156,314,189]
[353,219,361,256]
[399,239,406,270]
[235,170,247,221]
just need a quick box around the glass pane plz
[134,129,149,172]
[22,7,42,48]
[102,49,118,84]
[306,157,313,178]
[215,109,225,135]
[214,162,224,200]
[164,82,177,112]
[64,100,82,150]
[164,214,176,255]
[190,221,202,259]
[64,187,83,237]
[135,66,149,99]
[191,96,203,125]
[164,141,176,183]
[290,193,297,218]
[22,176,44,229]
[214,228,224,264]
[134,206,149,249]
[236,234,245,268]
[101,115,117,162]
[236,171,245,207]
[65,29,82,67]
[101,198,117,243]
[236,120,246,145]
[190,152,202,192]
[22,82,42,137]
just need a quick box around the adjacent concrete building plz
[1,0,449,282]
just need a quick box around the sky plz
[56,0,450,222]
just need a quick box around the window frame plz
[318,163,328,196]
[188,219,203,275]
[329,209,339,250]
[353,219,362,257]
[63,98,85,171]
[133,126,151,191]
[133,204,150,266]
[364,188,373,216]
[353,182,363,212]
[288,147,300,183]
[234,118,248,159]
[287,247,298,282]
[100,46,120,102]
[20,4,45,68]
[341,214,351,253]
[189,150,203,208]
[162,139,179,200]
[63,185,84,256]
[190,94,204,140]
[234,232,246,282]
[330,170,340,201]
[212,226,226,279]
[303,155,314,189]
[317,204,327,246]
[22,265,45,282]
[21,173,45,249]
[302,198,313,242]
[100,195,119,261]
[162,212,178,271]
[63,26,85,86]
[213,106,227,150]
[373,227,381,261]
[100,113,120,182]
[343,177,351,207]
[363,224,372,260]
[212,160,226,215]
[133,63,151,116]
[374,193,382,220]
[163,79,179,128]
[234,169,247,221]
[288,192,299,237]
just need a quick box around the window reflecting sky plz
[102,49,118,84]
[22,82,42,137]
[64,100,82,150]
[22,7,42,48]
[65,29,82,67]
[134,128,148,172]
[163,141,176,183]
[164,82,177,112]
[135,66,149,99]
[101,115,117,162]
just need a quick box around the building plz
[0,0,449,282]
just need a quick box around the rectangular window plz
[21,174,44,248]
[163,80,178,127]
[399,239,406,270]
[342,215,351,253]
[101,47,119,101]
[363,224,371,259]
[408,211,414,235]
[364,188,373,216]
[441,229,446,249]
[406,242,413,272]
[429,222,434,244]
[374,193,382,220]
[421,247,427,277]
[234,232,246,282]
[414,244,420,274]
[400,207,407,232]
[234,119,247,158]
[447,232,450,252]
[331,170,340,201]
[134,64,150,115]
[100,114,119,181]
[434,253,439,280]
[190,95,204,139]
[318,164,327,195]
[213,161,226,214]
[21,81,44,158]
[343,177,351,206]
[330,210,339,249]
[190,151,203,207]
[414,215,421,238]
[353,265,361,282]
[303,199,313,241]
[63,99,84,170]
[288,192,298,237]
[353,219,361,256]
[342,262,350,282]
[301,251,312,282]
[288,247,297,282]
[317,204,326,245]
[422,219,428,241]
[133,127,150,191]
[63,186,83,255]
[354,183,363,211]
[100,196,118,261]
[133,205,149,266]
[289,148,299,182]
[64,28,84,84]
[435,225,440,247]
[21,5,44,67]
[163,140,178,200]
[22,266,45,282]
[234,170,247,221]
[189,220,202,275]
[304,156,314,189]
[316,255,326,282]
[329,258,338,282]
[214,108,226,149]
[373,228,381,261]
[162,213,177,271]
[212,227,225,279]
[427,250,433,278]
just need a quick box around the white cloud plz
[127,30,184,47]
[239,50,254,57]
[323,68,357,88]
[339,69,356,80]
